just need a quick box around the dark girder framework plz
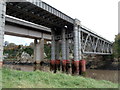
[0,0,113,74]
[6,0,112,55]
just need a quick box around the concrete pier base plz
[34,39,44,64]
[33,63,40,71]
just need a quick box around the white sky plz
[5,0,119,45]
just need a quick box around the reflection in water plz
[3,64,118,83]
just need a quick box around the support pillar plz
[34,39,37,63]
[34,39,41,64]
[78,26,82,75]
[79,26,86,76]
[61,28,66,72]
[34,38,44,70]
[73,19,80,75]
[0,1,6,68]
[78,26,82,61]
[55,40,60,71]
[66,38,70,73]
[40,38,44,62]
[50,30,56,72]
[34,38,44,64]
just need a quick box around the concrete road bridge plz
[0,0,112,74]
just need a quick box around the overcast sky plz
[5,0,119,45]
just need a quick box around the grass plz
[2,68,118,88]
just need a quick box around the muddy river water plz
[3,64,119,83]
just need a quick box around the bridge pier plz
[78,26,82,61]
[73,19,80,75]
[66,37,70,73]
[55,40,60,71]
[0,1,6,68]
[34,38,44,64]
[61,28,67,72]
[50,30,56,72]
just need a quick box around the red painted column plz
[72,60,75,74]
[50,60,56,71]
[62,60,66,72]
[79,59,86,75]
[73,19,80,75]
[55,40,60,71]
[66,60,70,73]
[74,61,79,75]
[55,59,61,71]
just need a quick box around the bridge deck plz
[5,15,51,40]
[5,0,112,55]
[6,0,73,30]
[6,0,112,44]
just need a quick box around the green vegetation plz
[23,47,33,56]
[44,44,51,59]
[113,34,120,59]
[4,42,51,60]
[2,68,118,88]
[4,43,34,59]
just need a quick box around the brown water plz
[86,69,118,83]
[3,64,119,83]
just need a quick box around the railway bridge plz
[0,0,112,74]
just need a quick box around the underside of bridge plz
[0,0,113,74]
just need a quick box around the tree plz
[23,47,33,56]
[44,44,51,59]
[113,34,120,59]
[7,43,16,48]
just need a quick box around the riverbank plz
[3,64,119,83]
[2,68,118,88]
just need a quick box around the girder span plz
[54,27,113,55]
[5,1,113,56]
[81,30,112,55]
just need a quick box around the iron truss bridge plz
[0,0,113,74]
[5,0,112,55]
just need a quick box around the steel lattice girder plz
[54,27,112,55]
[80,26,112,55]
[5,0,112,55]
[81,31,112,55]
